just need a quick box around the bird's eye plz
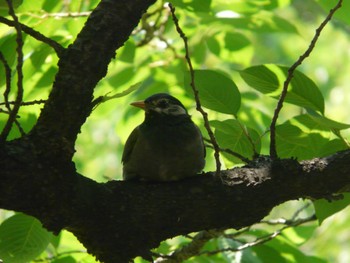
[157,99,169,109]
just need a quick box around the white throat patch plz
[154,105,187,116]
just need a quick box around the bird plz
[122,93,205,181]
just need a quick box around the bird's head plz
[131,93,189,117]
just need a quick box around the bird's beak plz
[130,100,146,110]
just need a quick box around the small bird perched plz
[122,93,205,181]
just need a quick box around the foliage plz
[0,0,350,262]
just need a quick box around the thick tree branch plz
[0,140,349,262]
[31,0,157,148]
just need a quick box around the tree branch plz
[269,0,343,159]
[0,51,12,115]
[0,16,65,56]
[0,1,349,263]
[169,3,222,177]
[1,138,349,262]
[30,0,157,148]
[0,0,24,142]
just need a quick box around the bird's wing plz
[196,125,206,158]
[121,126,139,164]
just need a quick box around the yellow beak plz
[130,100,146,110]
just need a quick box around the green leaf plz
[313,193,350,225]
[51,256,77,263]
[206,37,221,56]
[266,235,327,263]
[253,244,287,263]
[211,119,260,163]
[107,65,135,88]
[210,13,298,34]
[224,32,251,51]
[0,34,18,69]
[118,40,136,63]
[319,139,348,157]
[42,0,61,12]
[0,213,53,263]
[218,237,262,263]
[171,0,211,13]
[283,225,317,245]
[35,66,58,88]
[30,44,53,69]
[240,65,279,94]
[289,113,350,132]
[184,69,241,115]
[240,64,325,113]
[250,229,326,263]
[317,0,350,25]
[0,0,23,13]
[307,111,350,131]
[275,123,329,160]
[283,68,324,114]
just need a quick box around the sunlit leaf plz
[240,64,325,113]
[211,119,260,163]
[0,0,23,14]
[289,113,350,132]
[260,235,327,263]
[171,0,211,12]
[283,225,317,245]
[0,213,53,263]
[253,244,287,263]
[42,0,61,12]
[207,12,298,33]
[206,37,221,55]
[313,193,350,225]
[184,69,241,115]
[107,65,136,88]
[224,32,251,51]
[317,0,350,25]
[35,66,58,88]
[51,256,77,263]
[218,237,262,263]
[240,65,279,94]
[275,123,329,159]
[118,40,136,63]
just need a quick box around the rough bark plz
[1,141,350,262]
[1,0,350,262]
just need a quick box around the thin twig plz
[260,202,311,225]
[204,139,250,163]
[269,0,343,159]
[0,109,11,115]
[26,11,91,19]
[0,0,24,142]
[0,52,12,115]
[201,214,316,257]
[0,99,47,107]
[236,120,259,157]
[154,230,224,263]
[168,3,222,177]
[33,250,87,262]
[155,205,315,261]
[91,82,141,110]
[0,16,64,57]
[14,118,25,136]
